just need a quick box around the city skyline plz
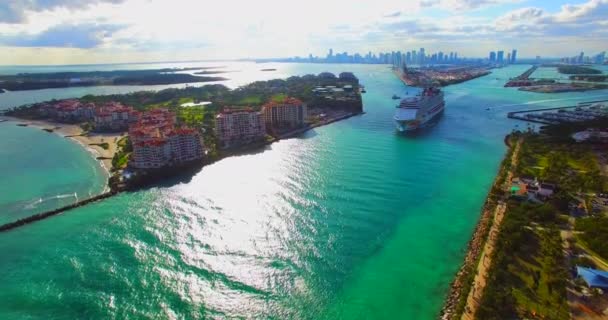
[0,0,607,65]
[271,48,608,66]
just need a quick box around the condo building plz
[262,97,307,131]
[93,102,139,132]
[215,108,266,149]
[129,109,204,169]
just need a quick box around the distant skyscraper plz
[595,51,606,64]
[328,49,333,59]
[578,52,584,64]
[511,49,517,64]
[497,50,504,63]
[507,53,511,64]
[419,48,425,64]
[489,51,496,62]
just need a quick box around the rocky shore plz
[439,199,498,320]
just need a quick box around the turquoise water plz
[0,124,107,224]
[1,63,608,319]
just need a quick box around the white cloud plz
[0,0,127,23]
[0,0,606,64]
[553,0,608,22]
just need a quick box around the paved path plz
[461,203,506,320]
[461,138,522,320]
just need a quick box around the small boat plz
[392,94,401,100]
[486,107,491,111]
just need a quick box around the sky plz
[0,0,606,65]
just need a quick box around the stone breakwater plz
[438,200,497,320]
[0,191,117,232]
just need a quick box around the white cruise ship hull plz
[395,102,444,132]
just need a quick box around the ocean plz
[1,62,607,319]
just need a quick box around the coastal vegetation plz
[575,217,608,260]
[0,68,228,92]
[557,65,602,75]
[476,202,570,319]
[569,75,608,82]
[111,137,132,172]
[472,119,608,319]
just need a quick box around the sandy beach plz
[1,116,123,173]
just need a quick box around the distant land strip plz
[0,68,228,92]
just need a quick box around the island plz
[0,68,228,92]
[506,65,608,93]
[569,74,608,82]
[393,65,491,87]
[193,70,232,75]
[4,71,364,192]
[441,114,608,320]
[558,65,602,75]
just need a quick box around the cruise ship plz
[394,87,445,132]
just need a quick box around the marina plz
[507,99,608,124]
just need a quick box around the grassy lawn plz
[177,105,206,127]
[510,229,569,319]
[271,93,288,102]
[516,135,604,193]
[478,203,570,319]
[236,95,263,105]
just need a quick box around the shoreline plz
[123,110,366,190]
[393,69,491,88]
[0,110,365,230]
[439,136,521,320]
[0,115,122,177]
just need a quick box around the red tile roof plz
[262,97,303,109]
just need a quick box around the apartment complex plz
[93,102,139,132]
[39,99,96,122]
[262,97,307,131]
[215,108,266,149]
[129,109,204,169]
[37,99,139,131]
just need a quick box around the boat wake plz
[493,94,608,109]
[23,193,78,210]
